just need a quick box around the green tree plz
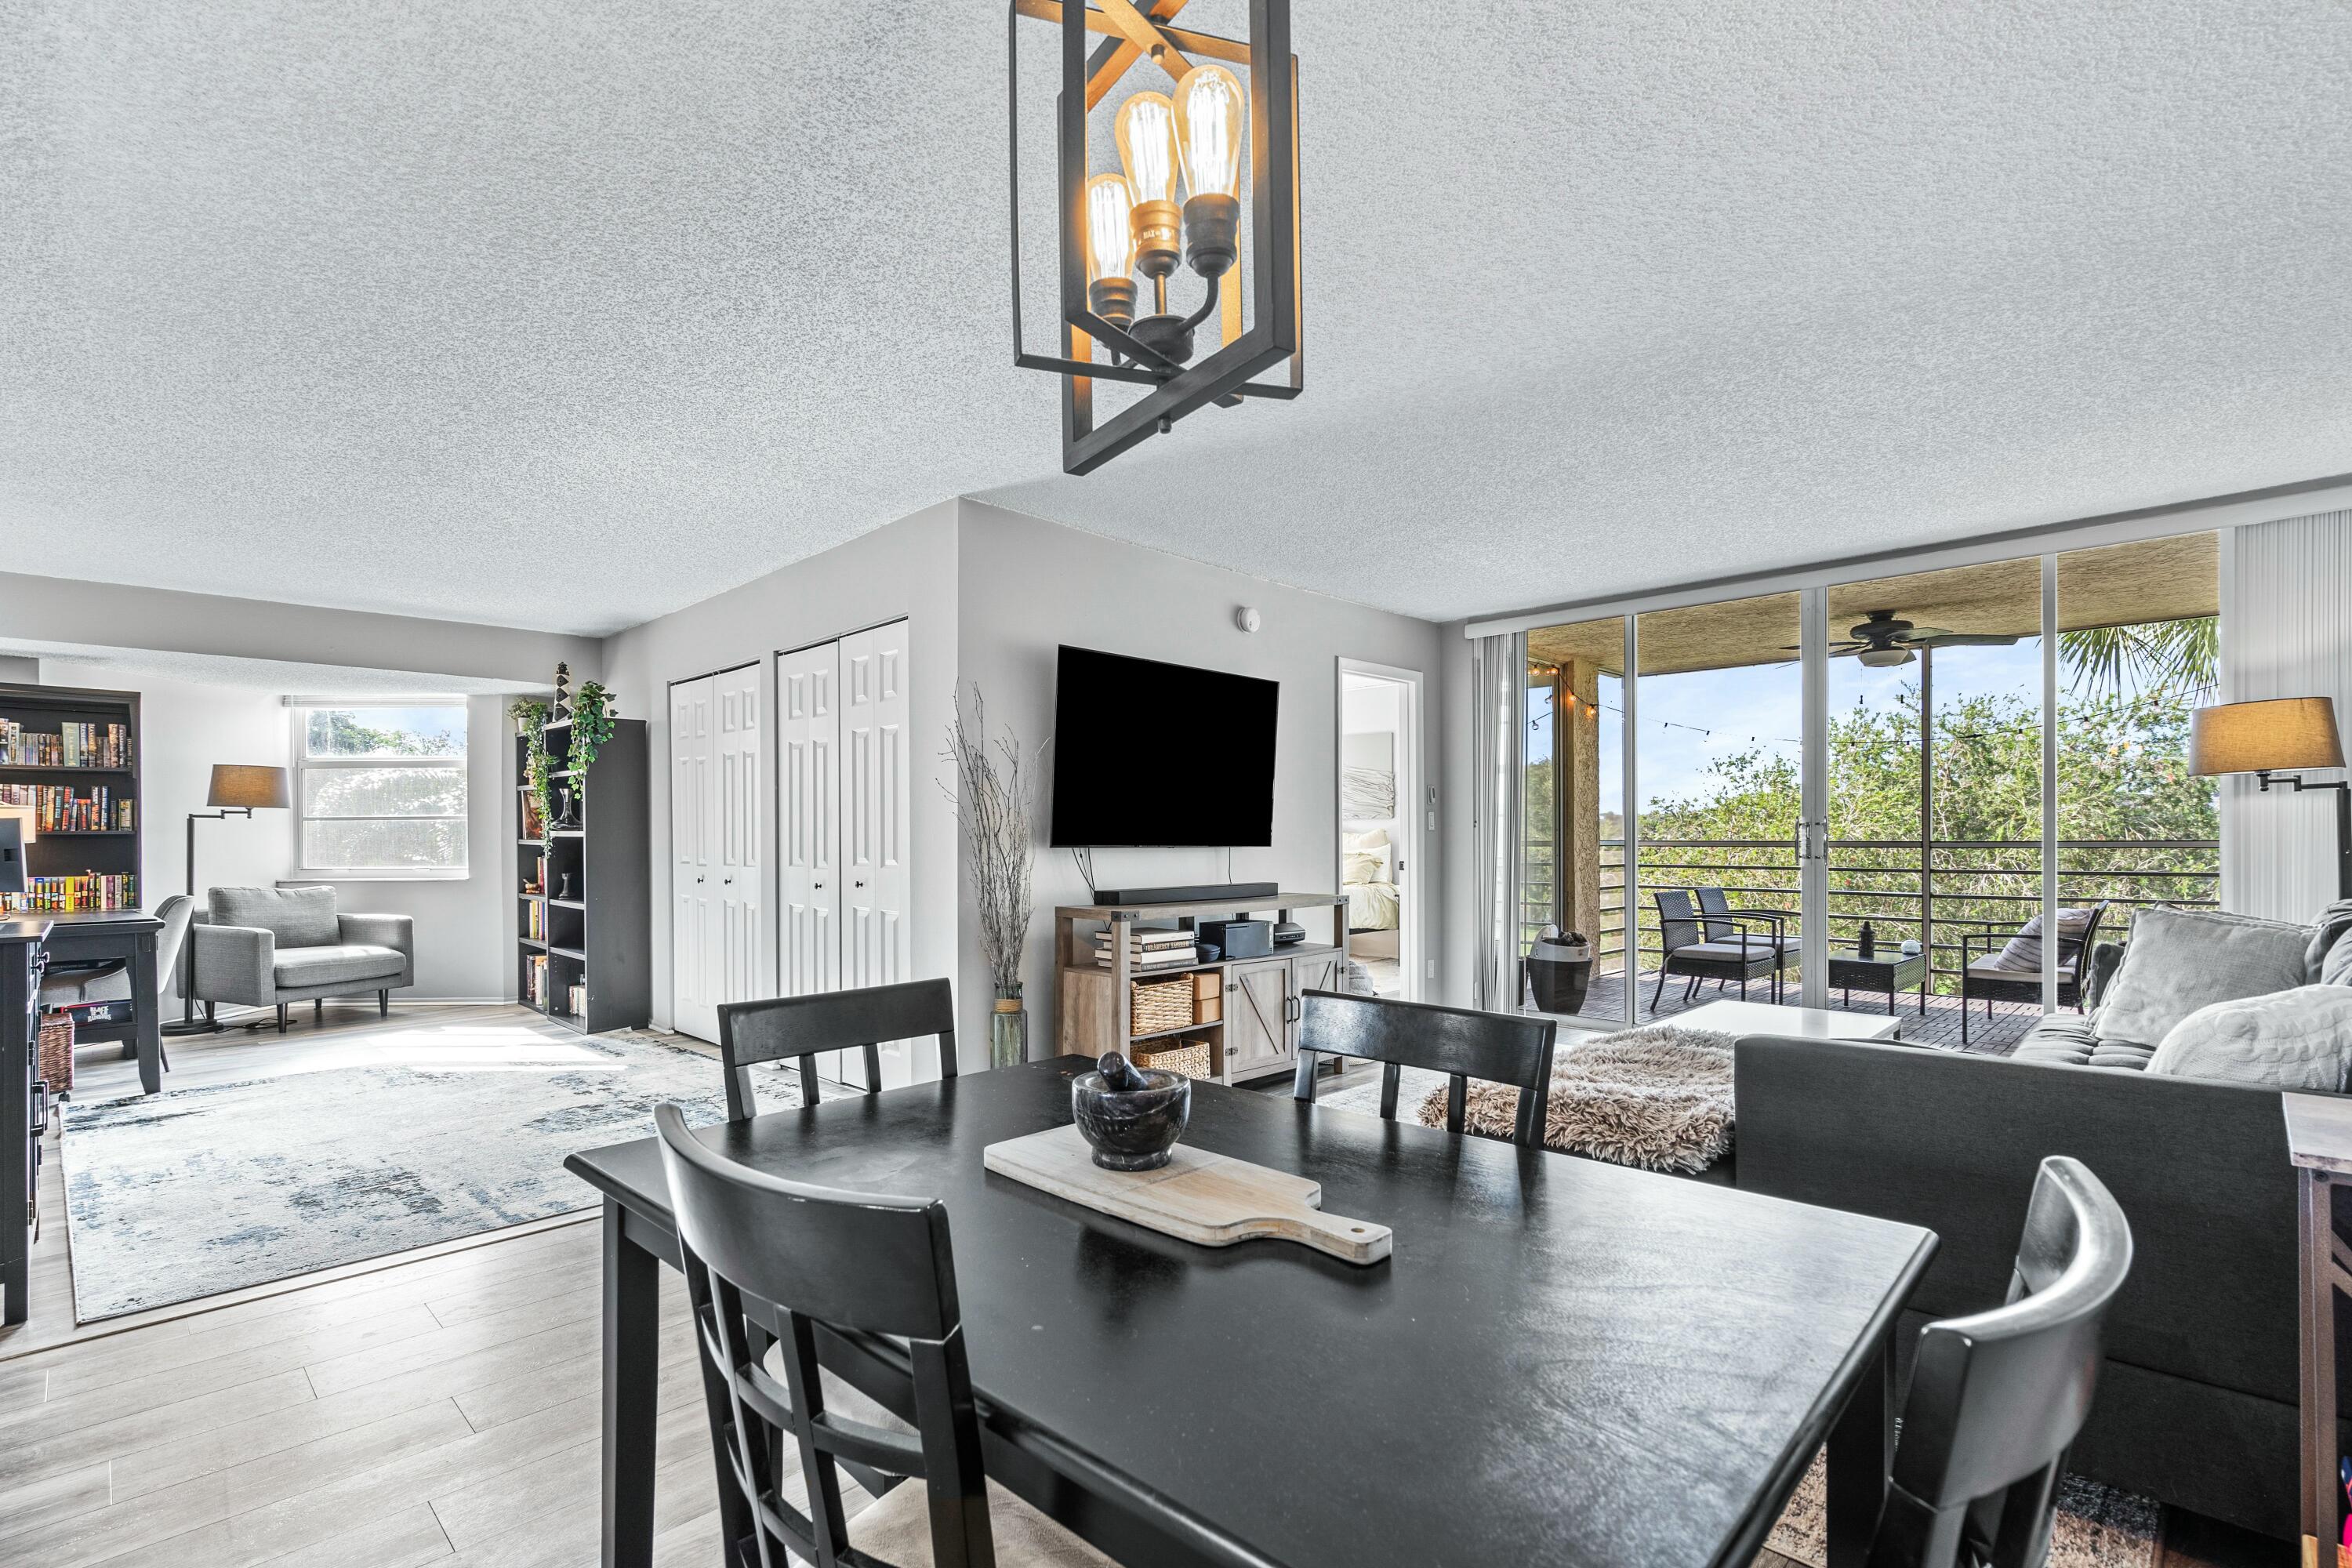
[1592,685,2216,992]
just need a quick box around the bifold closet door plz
[839,620,914,1088]
[712,663,765,1016]
[670,676,717,1042]
[778,642,842,1077]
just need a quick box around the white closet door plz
[778,643,841,1038]
[840,619,915,1087]
[670,677,718,1041]
[713,663,764,1013]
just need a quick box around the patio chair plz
[1695,886,1797,957]
[1953,902,2109,1044]
[1650,888,1787,1010]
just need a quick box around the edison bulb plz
[1114,92,1180,205]
[1083,173,1136,282]
[1174,64,1244,200]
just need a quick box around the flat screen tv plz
[1049,645,1278,847]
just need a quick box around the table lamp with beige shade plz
[169,764,292,1034]
[2189,695,2350,898]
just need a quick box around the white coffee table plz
[1670,999,1903,1042]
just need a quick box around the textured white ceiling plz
[5,2,2349,637]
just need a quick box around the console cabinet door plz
[1287,951,1344,1059]
[1225,959,1292,1080]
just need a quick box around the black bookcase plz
[0,681,143,913]
[515,716,649,1033]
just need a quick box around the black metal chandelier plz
[1009,1,1301,475]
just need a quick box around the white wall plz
[0,572,598,685]
[2221,509,2352,923]
[599,500,962,1038]
[953,500,1448,1058]
[1436,622,1478,1005]
[37,663,517,1001]
[285,695,518,1001]
[38,661,299,906]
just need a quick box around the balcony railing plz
[1521,835,2216,993]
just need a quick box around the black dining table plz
[566,1055,1936,1568]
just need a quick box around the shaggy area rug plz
[1418,1023,1737,1171]
[61,1024,797,1320]
[1762,1447,2158,1566]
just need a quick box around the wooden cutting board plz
[982,1124,1392,1265]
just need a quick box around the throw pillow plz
[1341,853,1385,885]
[2147,985,2352,1091]
[2313,898,2352,987]
[2094,905,2315,1046]
[1987,907,2096,972]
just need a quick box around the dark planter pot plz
[1525,946,1594,1014]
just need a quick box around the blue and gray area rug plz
[60,1025,799,1321]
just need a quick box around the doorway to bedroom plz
[1338,660,1421,1000]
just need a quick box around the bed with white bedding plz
[1342,828,1399,933]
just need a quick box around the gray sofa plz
[190,885,415,1030]
[1733,905,2352,1539]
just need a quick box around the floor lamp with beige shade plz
[167,764,292,1035]
[2190,695,2350,900]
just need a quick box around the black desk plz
[42,909,164,1096]
[568,1057,1936,1568]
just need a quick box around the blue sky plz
[1531,640,2047,809]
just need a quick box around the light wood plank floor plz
[0,1002,904,1565]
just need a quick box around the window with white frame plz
[292,702,469,874]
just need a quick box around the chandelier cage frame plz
[1007,0,1302,475]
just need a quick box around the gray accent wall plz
[598,499,964,1043]
[953,499,1448,1056]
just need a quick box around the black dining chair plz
[717,978,958,1120]
[654,1104,1117,1568]
[1290,990,1558,1147]
[1861,1154,2133,1567]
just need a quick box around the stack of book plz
[1093,927,1199,971]
[3,873,137,913]
[525,953,550,1007]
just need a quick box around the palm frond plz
[2059,617,2216,702]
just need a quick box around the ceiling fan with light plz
[1782,611,2023,668]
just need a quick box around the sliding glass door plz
[1511,531,2221,1040]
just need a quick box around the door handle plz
[695,875,705,884]
[722,877,732,885]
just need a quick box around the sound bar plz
[1091,880,1281,906]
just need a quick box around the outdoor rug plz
[60,1022,799,1320]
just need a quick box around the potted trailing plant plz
[568,681,615,818]
[509,699,555,843]
[944,685,1043,1069]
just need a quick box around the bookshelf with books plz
[0,684,143,913]
[1052,893,1349,1086]
[514,712,649,1033]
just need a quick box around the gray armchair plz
[191,885,415,1032]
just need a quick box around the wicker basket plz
[1134,1040,1213,1080]
[1130,975,1197,1035]
[36,1011,73,1097]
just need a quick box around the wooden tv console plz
[1054,893,1348,1086]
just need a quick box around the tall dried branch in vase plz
[944,685,1044,1069]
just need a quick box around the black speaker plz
[1198,919,1272,960]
